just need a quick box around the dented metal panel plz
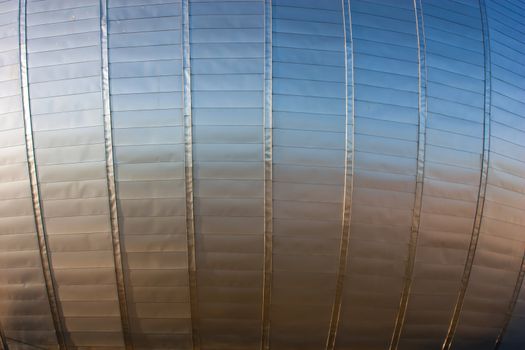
[0,0,524,349]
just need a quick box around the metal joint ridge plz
[182,0,201,348]
[389,0,428,348]
[261,0,273,349]
[0,322,8,350]
[325,0,355,349]
[100,0,133,348]
[19,0,67,348]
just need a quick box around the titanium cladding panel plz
[0,0,524,350]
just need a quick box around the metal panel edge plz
[389,0,428,348]
[182,0,200,348]
[19,0,66,348]
[0,322,8,350]
[261,0,273,349]
[325,1,355,349]
[100,0,133,348]
[441,0,492,348]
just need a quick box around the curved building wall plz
[0,0,524,350]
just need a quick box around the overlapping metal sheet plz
[0,0,524,349]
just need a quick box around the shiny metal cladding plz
[390,0,427,348]
[269,1,346,348]
[190,1,265,349]
[336,1,420,348]
[0,0,61,348]
[442,0,492,348]
[451,1,525,349]
[485,1,525,347]
[0,0,524,349]
[108,0,193,348]
[25,0,126,347]
[399,0,487,349]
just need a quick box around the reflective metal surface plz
[0,0,524,349]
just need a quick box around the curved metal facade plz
[0,0,524,349]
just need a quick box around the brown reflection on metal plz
[100,0,132,348]
[261,0,273,349]
[19,0,66,348]
[389,0,427,349]
[495,256,525,349]
[183,0,200,348]
[325,1,354,349]
[0,323,8,350]
[495,256,525,348]
[441,0,492,348]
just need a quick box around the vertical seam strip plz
[261,0,273,349]
[325,0,355,349]
[19,0,67,348]
[441,0,492,349]
[0,323,8,350]
[100,1,133,348]
[389,0,427,348]
[182,0,200,349]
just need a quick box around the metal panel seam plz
[389,0,428,348]
[19,0,67,348]
[0,322,8,350]
[100,1,133,348]
[182,0,200,348]
[325,0,355,349]
[261,0,273,349]
[441,0,492,348]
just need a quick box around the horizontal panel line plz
[273,16,345,26]
[27,4,100,16]
[109,43,181,51]
[272,4,340,13]
[489,149,525,166]
[28,31,100,44]
[109,15,181,23]
[352,24,417,41]
[39,177,107,185]
[425,13,482,32]
[32,108,103,118]
[272,44,342,54]
[428,95,484,110]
